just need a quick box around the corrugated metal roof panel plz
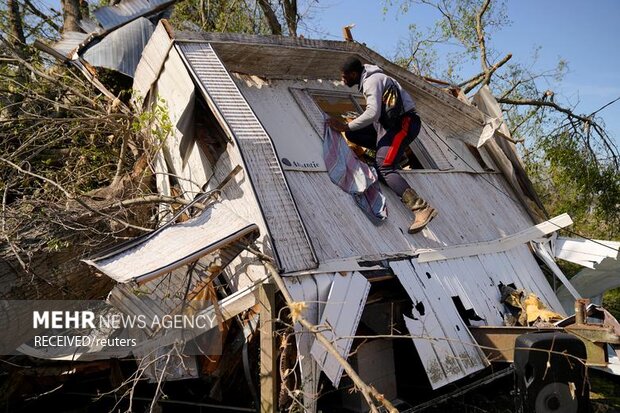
[391,260,488,389]
[51,31,89,57]
[554,237,620,269]
[94,0,176,32]
[178,42,317,273]
[81,17,155,77]
[310,272,370,387]
[284,170,533,261]
[83,201,260,283]
[77,18,102,35]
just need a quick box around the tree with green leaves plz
[170,0,306,36]
[386,0,619,241]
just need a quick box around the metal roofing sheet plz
[554,236,620,269]
[51,31,89,57]
[83,201,259,283]
[310,271,370,387]
[392,260,488,389]
[178,42,318,273]
[94,0,176,32]
[82,17,155,77]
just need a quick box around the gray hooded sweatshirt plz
[347,64,416,134]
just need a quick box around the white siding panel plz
[132,22,172,103]
[155,48,211,199]
[392,260,487,389]
[283,274,334,411]
[285,171,533,262]
[179,42,317,272]
[554,237,620,269]
[310,272,370,387]
[235,80,327,171]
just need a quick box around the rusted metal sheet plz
[470,325,611,367]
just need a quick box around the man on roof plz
[328,57,438,233]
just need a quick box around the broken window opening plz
[291,87,433,170]
[193,95,228,169]
[307,89,366,119]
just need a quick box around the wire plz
[424,123,619,254]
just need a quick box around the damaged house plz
[13,2,620,412]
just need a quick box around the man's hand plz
[327,117,349,132]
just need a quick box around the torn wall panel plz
[554,237,620,269]
[283,273,334,411]
[310,272,370,387]
[392,260,488,389]
[132,21,174,103]
[83,201,259,284]
[178,42,317,273]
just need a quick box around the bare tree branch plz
[7,0,27,47]
[461,53,512,93]
[475,0,491,73]
[22,0,61,32]
[281,0,297,36]
[498,97,592,124]
[257,0,282,35]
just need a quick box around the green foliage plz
[132,97,174,146]
[386,0,619,244]
[170,0,268,34]
[526,130,620,239]
[603,288,620,322]
[389,0,510,82]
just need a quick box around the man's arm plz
[347,79,382,130]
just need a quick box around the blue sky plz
[299,0,620,149]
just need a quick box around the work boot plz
[408,205,438,234]
[401,188,427,211]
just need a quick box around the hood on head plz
[359,64,383,90]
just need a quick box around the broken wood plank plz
[310,272,370,388]
[416,213,573,263]
[259,283,277,413]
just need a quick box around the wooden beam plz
[259,282,277,413]
[416,213,573,263]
